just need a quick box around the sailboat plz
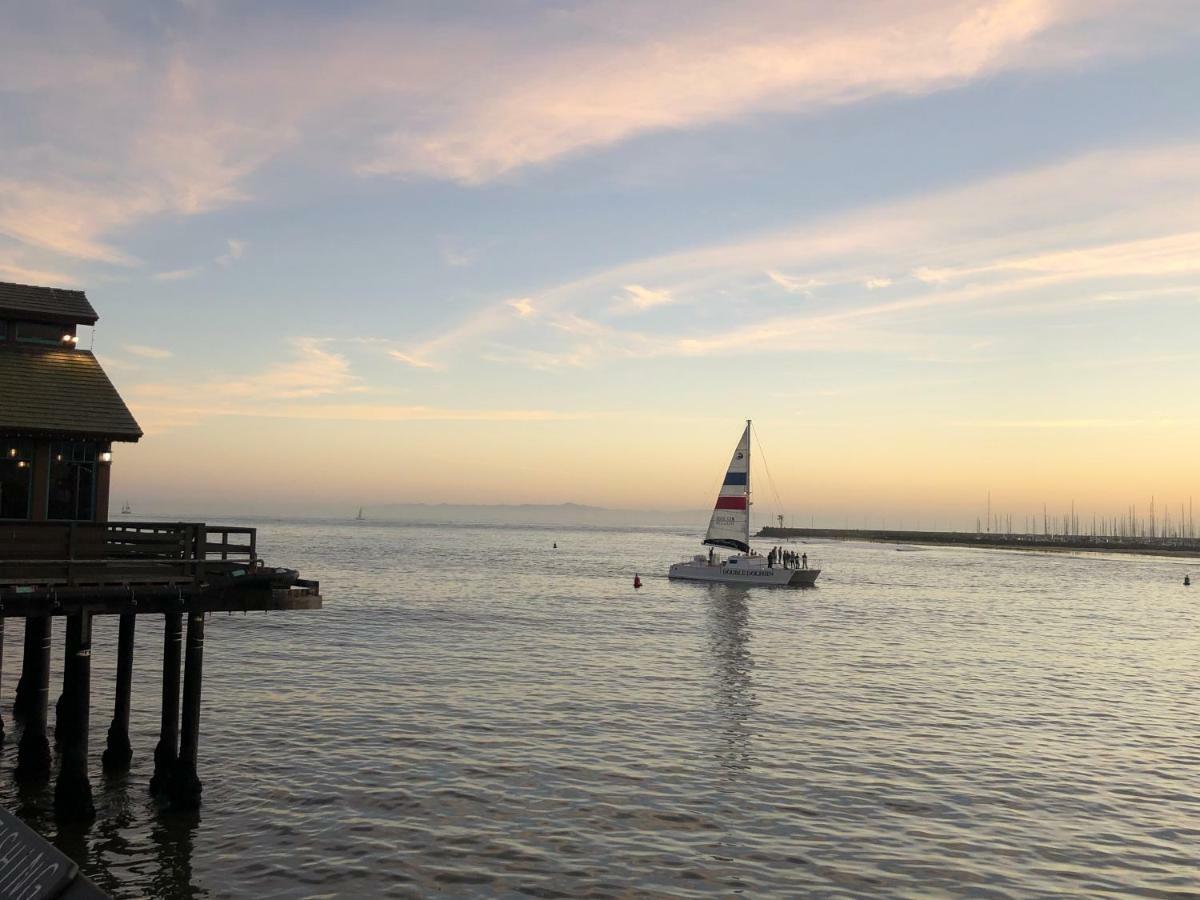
[120,500,132,515]
[355,507,365,521]
[668,420,819,586]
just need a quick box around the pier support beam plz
[102,613,136,772]
[54,612,94,821]
[15,617,52,784]
[54,622,79,749]
[13,618,37,721]
[170,612,205,810]
[0,617,5,742]
[150,612,183,797]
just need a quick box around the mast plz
[745,418,751,551]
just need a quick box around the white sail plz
[703,421,750,553]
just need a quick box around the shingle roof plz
[0,348,141,441]
[0,281,98,325]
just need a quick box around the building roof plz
[0,281,98,326]
[0,348,142,441]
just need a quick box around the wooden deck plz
[0,521,321,615]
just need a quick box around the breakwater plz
[756,526,1200,557]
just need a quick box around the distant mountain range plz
[362,502,704,527]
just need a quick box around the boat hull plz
[668,560,819,587]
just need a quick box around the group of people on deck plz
[768,546,807,569]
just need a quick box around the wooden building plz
[0,281,321,821]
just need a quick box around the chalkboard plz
[0,807,108,900]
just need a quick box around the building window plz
[47,442,97,521]
[16,321,66,345]
[0,441,33,519]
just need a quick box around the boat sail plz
[703,422,751,553]
[355,507,365,521]
[120,500,132,515]
[668,420,819,587]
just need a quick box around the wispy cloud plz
[619,284,673,311]
[124,344,173,359]
[767,270,821,295]
[508,297,536,317]
[152,267,202,282]
[217,238,246,267]
[388,350,439,370]
[1,0,1190,267]
[401,141,1200,368]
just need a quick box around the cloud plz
[508,297,536,317]
[152,267,203,282]
[620,284,673,310]
[361,0,1184,183]
[217,238,246,266]
[767,270,821,295]
[388,350,439,370]
[401,141,1200,368]
[864,277,893,290]
[123,337,580,431]
[123,344,173,359]
[2,0,1191,267]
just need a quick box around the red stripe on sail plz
[714,496,747,510]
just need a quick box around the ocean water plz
[1,520,1198,898]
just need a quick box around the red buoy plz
[633,574,642,589]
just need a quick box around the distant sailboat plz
[355,507,365,521]
[668,420,819,586]
[120,500,132,515]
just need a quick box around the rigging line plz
[751,423,786,523]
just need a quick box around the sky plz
[2,0,1199,527]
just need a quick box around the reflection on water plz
[704,586,756,776]
[0,520,1197,898]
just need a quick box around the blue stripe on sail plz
[723,471,747,485]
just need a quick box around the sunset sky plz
[3,0,1199,526]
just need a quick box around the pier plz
[756,526,1200,557]
[0,280,322,824]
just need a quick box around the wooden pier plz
[0,520,321,817]
[0,280,322,825]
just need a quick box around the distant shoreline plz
[756,527,1200,559]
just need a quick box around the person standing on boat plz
[801,552,808,569]
[708,547,715,565]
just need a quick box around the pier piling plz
[54,612,95,820]
[12,619,37,721]
[150,612,183,798]
[0,617,5,742]
[170,611,206,810]
[103,612,136,772]
[55,621,79,749]
[15,617,52,784]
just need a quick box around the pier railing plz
[0,521,258,587]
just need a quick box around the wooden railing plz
[0,521,257,587]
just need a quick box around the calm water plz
[2,520,1198,898]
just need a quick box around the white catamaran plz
[668,420,819,587]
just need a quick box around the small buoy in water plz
[633,574,642,589]
[1186,575,1192,586]
[553,542,557,549]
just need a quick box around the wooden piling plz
[150,612,183,797]
[54,612,94,821]
[54,621,79,749]
[14,617,52,784]
[0,617,5,742]
[102,612,136,772]
[170,611,206,809]
[12,618,37,721]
